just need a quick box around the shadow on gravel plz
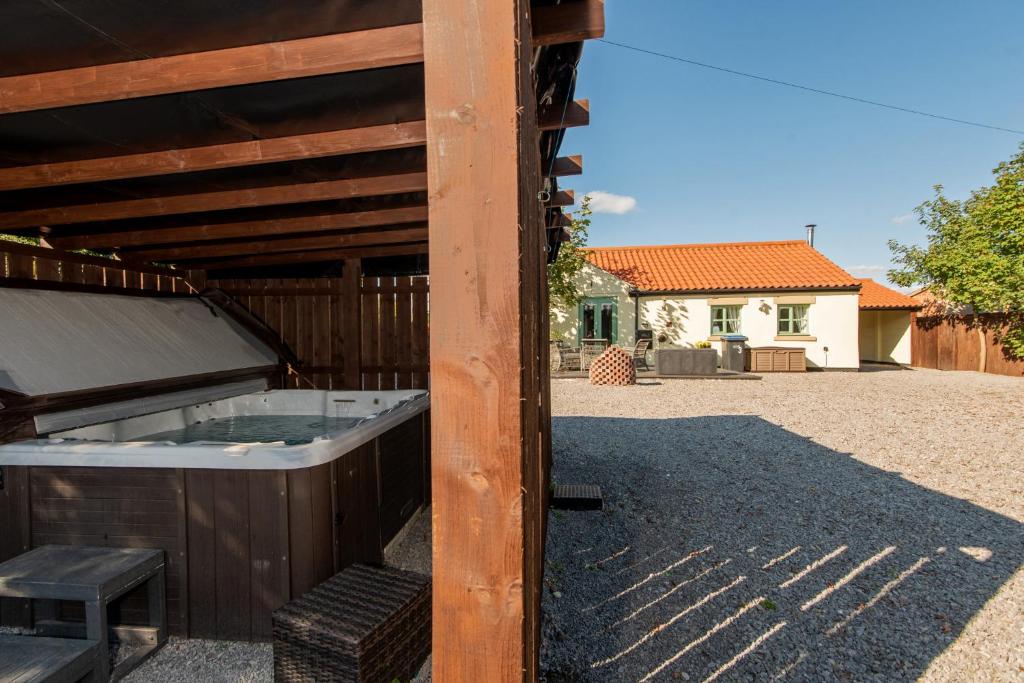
[541,416,1023,682]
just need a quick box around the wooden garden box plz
[748,347,807,373]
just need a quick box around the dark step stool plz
[0,634,100,683]
[0,545,167,681]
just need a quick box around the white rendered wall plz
[859,310,913,364]
[550,263,635,345]
[638,291,862,369]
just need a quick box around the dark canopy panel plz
[0,0,589,275]
[0,0,422,77]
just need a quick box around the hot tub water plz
[138,415,363,445]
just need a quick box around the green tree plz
[889,144,1024,357]
[548,194,591,315]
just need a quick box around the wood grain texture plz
[0,24,425,114]
[342,260,363,389]
[423,0,544,678]
[549,155,583,177]
[0,10,595,115]
[184,242,428,271]
[0,122,427,191]
[538,99,590,132]
[132,226,428,262]
[531,0,606,46]
[0,173,428,230]
[0,466,31,628]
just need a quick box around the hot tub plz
[0,389,429,470]
[0,389,431,641]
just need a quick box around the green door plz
[579,297,617,345]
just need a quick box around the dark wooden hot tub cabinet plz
[0,411,429,641]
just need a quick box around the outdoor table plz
[0,545,167,681]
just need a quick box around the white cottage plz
[551,240,914,370]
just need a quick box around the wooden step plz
[0,634,99,683]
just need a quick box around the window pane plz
[711,305,739,335]
[583,304,595,338]
[777,305,809,334]
[600,304,613,343]
[726,306,740,333]
[777,306,790,333]
[793,305,809,334]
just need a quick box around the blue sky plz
[567,0,1024,284]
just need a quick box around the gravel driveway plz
[541,367,1024,682]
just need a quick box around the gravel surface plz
[124,639,272,682]
[124,511,434,683]
[121,367,1023,682]
[541,367,1024,682]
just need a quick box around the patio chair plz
[632,338,652,371]
[580,338,609,370]
[550,341,582,372]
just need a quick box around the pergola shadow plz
[542,415,1023,681]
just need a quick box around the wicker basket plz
[272,564,431,682]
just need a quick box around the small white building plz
[551,240,916,370]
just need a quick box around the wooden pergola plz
[0,0,602,678]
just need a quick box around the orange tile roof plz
[856,278,923,310]
[584,240,860,292]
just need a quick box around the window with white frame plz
[710,305,742,335]
[777,304,810,335]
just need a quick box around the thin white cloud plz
[846,265,887,280]
[890,213,914,225]
[586,191,638,215]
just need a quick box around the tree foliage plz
[548,194,592,313]
[889,144,1024,357]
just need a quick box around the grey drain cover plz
[551,484,603,511]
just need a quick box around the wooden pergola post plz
[423,0,547,680]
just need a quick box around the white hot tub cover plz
[0,288,279,398]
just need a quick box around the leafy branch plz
[889,143,1024,357]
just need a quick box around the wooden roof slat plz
[545,190,575,207]
[129,225,428,261]
[0,122,427,191]
[0,24,424,115]
[548,213,572,228]
[532,0,606,47]
[538,99,589,132]
[0,4,601,115]
[548,155,583,177]
[50,206,429,250]
[198,243,428,271]
[0,173,427,229]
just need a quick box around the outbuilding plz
[552,240,865,369]
[856,278,923,365]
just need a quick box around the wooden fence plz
[911,314,1024,377]
[0,240,204,292]
[1,243,430,390]
[210,275,429,391]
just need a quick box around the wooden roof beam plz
[532,0,606,47]
[0,172,427,230]
[545,190,575,207]
[50,205,428,250]
[0,24,424,115]
[128,225,428,262]
[548,155,583,177]
[548,213,572,228]
[0,122,427,191]
[196,243,428,271]
[538,99,590,132]
[0,4,603,115]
